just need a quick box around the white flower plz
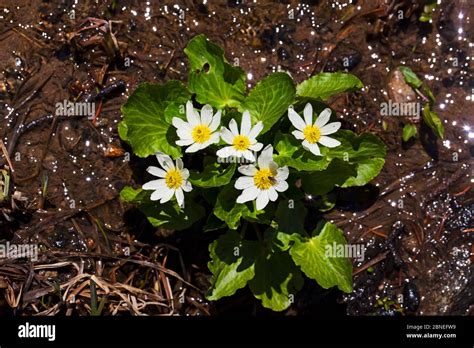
[172,101,221,153]
[234,145,289,210]
[288,103,341,156]
[216,111,263,162]
[142,152,192,207]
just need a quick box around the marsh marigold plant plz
[119,35,386,311]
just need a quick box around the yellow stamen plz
[191,124,211,143]
[165,169,183,189]
[253,168,275,190]
[303,125,321,144]
[232,135,251,151]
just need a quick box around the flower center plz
[232,135,251,151]
[165,169,183,189]
[303,125,321,144]
[191,124,211,143]
[253,168,275,190]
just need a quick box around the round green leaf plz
[289,222,353,293]
[120,81,191,158]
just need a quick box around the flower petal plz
[248,121,263,139]
[175,188,184,207]
[249,142,263,152]
[235,176,254,189]
[292,130,305,140]
[181,168,189,180]
[176,128,192,140]
[175,157,184,170]
[238,164,257,176]
[216,146,236,159]
[208,132,220,145]
[186,101,199,126]
[256,190,269,210]
[176,138,194,146]
[172,117,192,132]
[197,133,219,152]
[241,111,251,136]
[146,166,166,178]
[314,108,331,127]
[268,187,278,201]
[276,166,289,180]
[303,103,313,125]
[318,135,341,148]
[320,121,341,135]
[156,152,175,170]
[229,118,239,136]
[307,142,321,156]
[274,180,289,192]
[220,127,234,145]
[159,188,175,203]
[200,104,213,126]
[182,180,192,192]
[185,142,202,153]
[143,179,166,190]
[258,145,273,168]
[209,110,221,131]
[150,189,167,201]
[288,108,306,131]
[241,150,256,162]
[268,161,278,175]
[236,186,259,203]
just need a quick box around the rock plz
[387,69,417,103]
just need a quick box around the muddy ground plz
[0,0,472,316]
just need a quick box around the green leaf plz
[274,199,307,234]
[117,121,128,141]
[184,34,245,109]
[273,132,330,171]
[120,185,146,202]
[402,123,418,142]
[239,72,295,134]
[274,231,301,252]
[120,186,204,230]
[189,163,236,188]
[248,250,303,311]
[423,104,444,139]
[207,230,260,300]
[296,72,363,100]
[214,184,264,230]
[203,214,226,232]
[422,85,436,104]
[289,222,353,293]
[120,81,191,158]
[164,101,186,124]
[419,12,432,22]
[398,66,423,89]
[313,192,337,212]
[301,158,357,195]
[419,1,437,22]
[328,130,386,187]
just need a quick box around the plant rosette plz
[119,34,386,311]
